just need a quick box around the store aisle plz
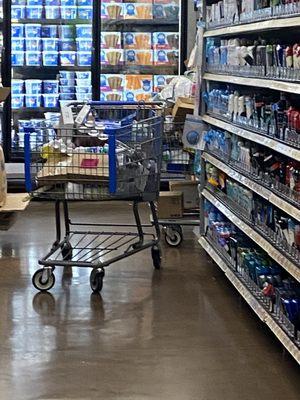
[0,202,299,400]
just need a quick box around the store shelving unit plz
[198,1,300,364]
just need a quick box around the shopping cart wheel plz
[61,242,73,261]
[90,269,105,293]
[151,246,161,270]
[32,268,55,292]
[164,226,183,247]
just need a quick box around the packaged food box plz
[153,32,179,49]
[77,0,92,5]
[77,6,93,19]
[125,75,153,101]
[61,6,77,19]
[12,51,24,66]
[76,38,93,51]
[61,0,76,5]
[124,2,152,19]
[25,79,42,94]
[12,38,25,51]
[77,51,91,66]
[26,5,43,19]
[26,51,41,66]
[101,49,123,65]
[26,38,41,51]
[42,38,58,51]
[44,6,60,19]
[75,24,92,38]
[60,51,76,66]
[60,86,75,94]
[75,86,92,94]
[43,80,59,94]
[123,32,151,49]
[76,71,91,79]
[25,94,42,108]
[43,51,59,66]
[25,23,41,38]
[100,74,124,91]
[12,94,24,109]
[42,94,59,108]
[153,3,179,19]
[11,5,25,19]
[59,25,75,39]
[101,32,121,49]
[42,25,57,38]
[101,1,123,20]
[59,70,75,79]
[125,49,153,65]
[12,24,24,37]
[60,39,76,51]
[153,49,178,65]
[153,75,175,91]
[100,91,123,102]
[12,80,24,94]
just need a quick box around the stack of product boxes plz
[12,79,59,108]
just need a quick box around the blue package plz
[126,92,135,101]
[60,86,75,94]
[60,93,76,100]
[77,0,92,5]
[12,51,24,66]
[153,4,164,18]
[124,33,134,46]
[76,71,91,79]
[12,80,24,94]
[26,38,41,51]
[75,93,91,101]
[11,5,26,19]
[76,24,92,38]
[26,51,41,66]
[77,6,93,20]
[61,6,77,19]
[76,38,92,51]
[59,25,75,39]
[26,6,43,19]
[60,78,75,86]
[27,0,43,5]
[43,80,59,94]
[60,51,76,66]
[44,6,60,19]
[157,50,167,63]
[44,0,60,4]
[25,24,41,37]
[25,79,42,94]
[61,0,76,5]
[75,86,92,94]
[43,94,59,108]
[42,38,58,51]
[60,39,76,51]
[12,95,25,109]
[43,51,59,66]
[42,25,57,38]
[12,24,24,37]
[12,0,26,4]
[59,70,75,79]
[25,94,42,108]
[12,38,25,51]
[126,50,136,63]
[77,51,91,66]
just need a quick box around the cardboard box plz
[157,191,183,219]
[172,96,195,122]
[169,181,199,209]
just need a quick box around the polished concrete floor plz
[0,202,299,400]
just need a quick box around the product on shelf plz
[101,74,125,91]
[123,32,152,49]
[153,74,175,91]
[12,78,59,109]
[101,49,123,65]
[101,32,121,49]
[101,0,123,20]
[154,49,178,65]
[125,49,153,65]
[125,74,153,101]
[153,0,180,20]
[59,70,92,104]
[153,32,179,49]
[123,1,153,20]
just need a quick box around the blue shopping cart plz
[24,101,164,293]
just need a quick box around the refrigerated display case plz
[3,0,187,161]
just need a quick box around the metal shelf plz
[202,151,300,221]
[202,115,300,162]
[12,19,91,25]
[101,65,178,74]
[201,188,300,282]
[203,73,300,95]
[198,236,300,365]
[12,107,60,113]
[204,15,300,37]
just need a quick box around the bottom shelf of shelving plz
[198,235,300,365]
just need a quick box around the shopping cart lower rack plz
[24,101,164,293]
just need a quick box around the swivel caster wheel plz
[164,225,183,247]
[32,268,55,292]
[151,246,161,270]
[90,269,105,293]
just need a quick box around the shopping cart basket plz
[25,101,164,293]
[159,116,200,247]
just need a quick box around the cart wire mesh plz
[24,102,163,202]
